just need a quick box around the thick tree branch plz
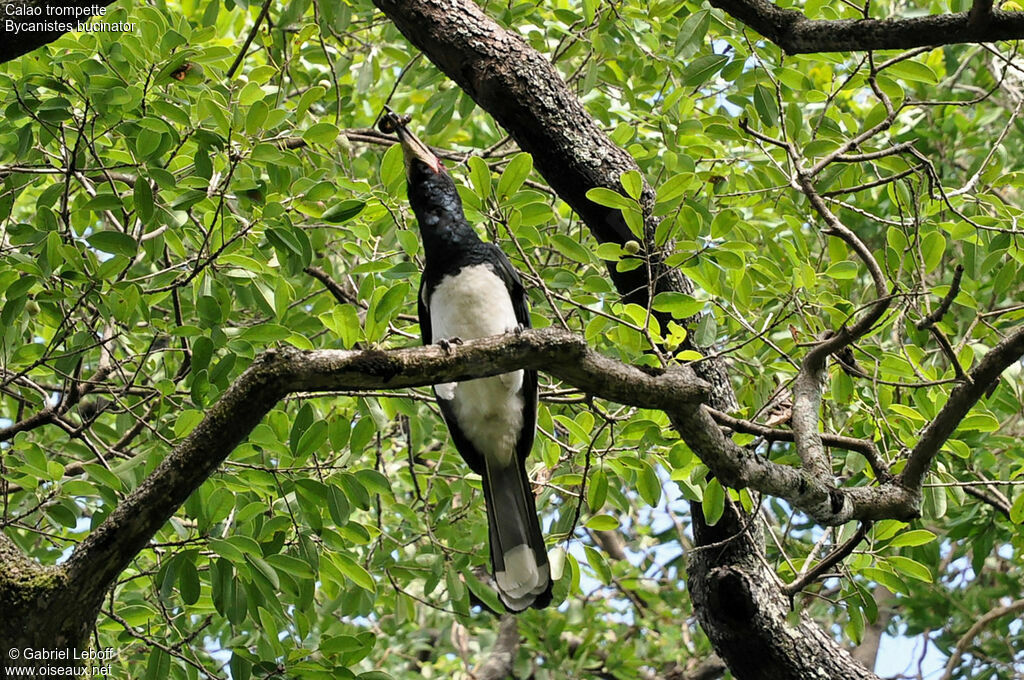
[709,0,1024,54]
[668,406,916,525]
[708,408,891,481]
[62,329,707,609]
[57,325,948,622]
[901,325,1024,490]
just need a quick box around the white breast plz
[429,264,524,465]
[429,264,519,341]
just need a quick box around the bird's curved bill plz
[381,109,444,175]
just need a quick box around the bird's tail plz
[482,459,552,611]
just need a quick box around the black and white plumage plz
[382,110,551,611]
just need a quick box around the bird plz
[379,108,552,611]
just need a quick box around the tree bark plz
[709,0,1024,54]
[0,532,94,674]
[689,504,879,680]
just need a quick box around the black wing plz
[485,243,531,330]
[417,276,432,345]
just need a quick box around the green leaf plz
[682,54,728,87]
[921,231,945,273]
[322,200,365,224]
[885,556,932,582]
[79,193,120,209]
[887,529,936,548]
[584,545,612,583]
[676,10,710,52]
[372,282,410,326]
[145,648,171,680]
[623,207,645,239]
[246,554,281,589]
[651,292,704,318]
[326,485,351,526]
[1010,494,1024,524]
[379,141,404,188]
[637,461,662,506]
[586,187,636,210]
[702,478,725,525]
[237,81,264,106]
[496,152,533,198]
[885,59,938,84]
[846,602,865,644]
[585,514,619,531]
[178,557,201,604]
[334,554,375,593]
[587,467,608,512]
[553,414,591,444]
[753,84,779,127]
[265,553,315,579]
[134,177,154,222]
[862,567,908,595]
[302,122,340,146]
[462,568,504,613]
[87,230,137,257]
[825,261,859,279]
[294,420,328,458]
[595,242,624,261]
[467,156,491,200]
[656,174,694,204]
[620,170,643,200]
[295,86,326,122]
[550,234,591,263]
[958,412,999,432]
[874,520,908,541]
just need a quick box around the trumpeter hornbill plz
[380,109,552,611]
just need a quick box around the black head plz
[380,109,474,246]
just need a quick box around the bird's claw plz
[513,324,526,336]
[438,337,464,354]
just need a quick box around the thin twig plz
[226,0,275,79]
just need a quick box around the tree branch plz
[900,324,1024,491]
[668,406,916,525]
[62,328,707,608]
[709,0,1024,54]
[707,408,891,481]
[782,522,871,596]
[56,322,962,620]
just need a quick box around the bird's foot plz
[437,337,463,354]
[513,323,526,336]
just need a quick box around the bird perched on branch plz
[379,108,552,611]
